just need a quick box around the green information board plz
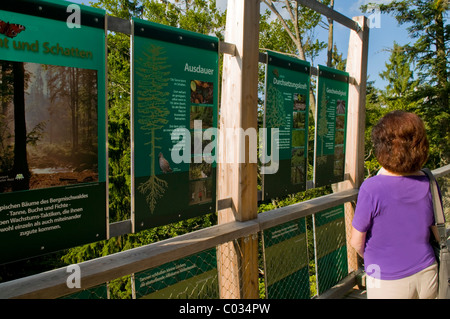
[0,1,107,264]
[313,65,349,187]
[313,205,348,294]
[263,51,310,200]
[134,248,218,299]
[262,218,310,299]
[132,19,218,231]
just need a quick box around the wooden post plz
[216,0,260,299]
[338,16,369,272]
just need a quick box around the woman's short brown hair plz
[371,110,429,174]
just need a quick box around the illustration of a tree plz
[264,82,286,163]
[136,44,171,213]
[266,83,286,128]
[317,83,328,158]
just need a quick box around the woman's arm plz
[350,227,366,258]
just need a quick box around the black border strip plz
[134,20,218,53]
[268,53,310,74]
[0,0,105,30]
[318,67,349,83]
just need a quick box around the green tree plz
[88,1,143,224]
[379,42,420,111]
[363,0,450,166]
[143,0,225,37]
[363,81,386,177]
[260,0,331,116]
[330,44,346,71]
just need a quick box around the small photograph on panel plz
[292,130,305,148]
[293,111,306,129]
[335,130,345,146]
[336,115,345,130]
[291,148,305,185]
[293,93,307,111]
[190,131,212,155]
[189,159,212,180]
[189,179,213,205]
[0,61,99,193]
[190,105,213,129]
[336,100,346,115]
[190,80,214,105]
[334,146,345,177]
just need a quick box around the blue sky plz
[323,0,412,90]
[69,0,413,90]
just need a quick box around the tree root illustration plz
[138,175,168,214]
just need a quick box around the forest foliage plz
[0,0,448,299]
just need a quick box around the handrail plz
[0,188,357,299]
[431,164,450,179]
[1,165,449,299]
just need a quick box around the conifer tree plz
[363,0,449,165]
[135,44,171,213]
[379,42,420,111]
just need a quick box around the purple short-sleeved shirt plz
[352,174,436,280]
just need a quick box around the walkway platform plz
[343,287,367,299]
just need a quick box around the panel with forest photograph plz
[0,60,98,193]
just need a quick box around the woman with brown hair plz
[350,110,438,299]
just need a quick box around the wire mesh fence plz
[133,247,219,299]
[261,218,312,299]
[8,167,450,300]
[437,173,450,228]
[59,208,350,299]
[312,205,349,295]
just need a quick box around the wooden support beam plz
[337,16,369,273]
[217,0,260,299]
[344,17,369,190]
[294,0,361,32]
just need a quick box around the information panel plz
[0,1,107,264]
[134,248,218,299]
[263,51,310,200]
[313,205,348,294]
[262,218,310,299]
[132,19,218,231]
[313,65,349,187]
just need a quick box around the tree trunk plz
[327,0,334,67]
[12,61,30,191]
[1,62,10,116]
[435,7,448,107]
[70,68,79,155]
[435,6,449,164]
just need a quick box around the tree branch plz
[262,0,305,59]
